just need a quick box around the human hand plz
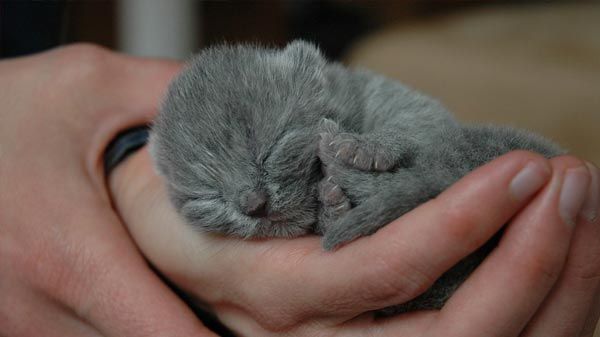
[110,142,600,336]
[0,45,218,336]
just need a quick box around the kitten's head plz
[151,40,329,238]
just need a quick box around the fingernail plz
[559,167,590,227]
[580,162,599,222]
[510,161,550,202]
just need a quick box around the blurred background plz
[1,1,599,334]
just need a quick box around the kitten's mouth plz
[260,216,288,227]
[266,212,286,222]
[268,220,289,227]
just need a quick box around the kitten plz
[150,40,563,314]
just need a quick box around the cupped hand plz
[0,45,218,336]
[110,142,600,336]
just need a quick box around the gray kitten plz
[150,40,563,314]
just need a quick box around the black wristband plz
[103,126,150,176]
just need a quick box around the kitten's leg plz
[320,170,436,250]
[462,124,564,163]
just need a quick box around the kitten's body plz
[150,41,563,314]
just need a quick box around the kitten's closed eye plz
[265,130,320,180]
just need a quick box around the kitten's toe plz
[352,146,374,171]
[319,176,345,205]
[317,133,339,166]
[316,176,351,235]
[373,149,396,172]
[323,133,396,172]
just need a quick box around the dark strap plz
[103,126,150,175]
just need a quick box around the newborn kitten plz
[150,40,563,314]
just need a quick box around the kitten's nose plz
[241,190,269,217]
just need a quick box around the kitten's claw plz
[319,133,396,172]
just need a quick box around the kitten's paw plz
[316,175,351,235]
[319,132,396,172]
[319,176,348,206]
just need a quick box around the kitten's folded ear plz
[283,40,326,67]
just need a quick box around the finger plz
[421,156,590,337]
[522,162,600,337]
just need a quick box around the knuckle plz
[517,247,565,287]
[436,203,483,252]
[560,208,600,290]
[564,238,600,285]
[549,154,587,170]
[52,43,113,84]
[58,43,110,64]
[504,150,545,162]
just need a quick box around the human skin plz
[1,44,599,337]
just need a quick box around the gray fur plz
[150,40,564,314]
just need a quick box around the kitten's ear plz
[283,40,326,67]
